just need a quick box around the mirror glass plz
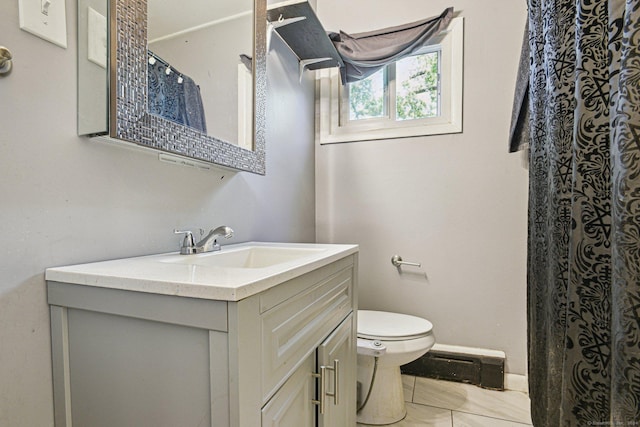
[147,0,254,150]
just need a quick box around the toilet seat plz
[357,310,433,341]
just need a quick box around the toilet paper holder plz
[0,46,12,75]
[391,255,421,268]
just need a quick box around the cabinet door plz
[317,313,356,427]
[261,353,315,427]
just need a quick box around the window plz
[319,17,463,144]
[344,48,441,123]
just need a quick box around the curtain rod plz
[147,50,185,83]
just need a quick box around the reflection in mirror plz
[147,0,254,150]
[77,0,109,135]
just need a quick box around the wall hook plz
[0,46,13,75]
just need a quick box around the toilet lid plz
[357,310,433,341]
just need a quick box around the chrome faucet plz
[174,226,234,254]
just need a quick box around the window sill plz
[318,115,462,145]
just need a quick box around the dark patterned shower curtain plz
[525,0,640,425]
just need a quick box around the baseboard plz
[400,344,506,390]
[504,373,528,393]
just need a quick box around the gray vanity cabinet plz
[48,254,357,427]
[262,313,356,426]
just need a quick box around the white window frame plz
[318,16,463,144]
[237,63,254,151]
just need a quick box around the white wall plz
[315,0,529,375]
[0,3,315,425]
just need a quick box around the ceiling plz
[147,0,253,41]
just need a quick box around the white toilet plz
[356,310,435,425]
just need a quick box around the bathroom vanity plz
[45,242,358,427]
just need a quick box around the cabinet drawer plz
[261,266,354,402]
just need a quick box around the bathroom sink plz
[160,245,328,269]
[45,242,358,301]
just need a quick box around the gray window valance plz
[328,7,454,84]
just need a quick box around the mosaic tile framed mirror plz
[78,0,267,174]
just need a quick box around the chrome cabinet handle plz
[311,366,327,414]
[312,359,340,414]
[0,46,12,75]
[391,255,421,268]
[327,359,339,406]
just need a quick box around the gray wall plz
[315,0,530,375]
[0,2,315,425]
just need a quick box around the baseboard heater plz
[400,344,505,390]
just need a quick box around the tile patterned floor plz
[357,375,533,427]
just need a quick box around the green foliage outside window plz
[347,51,440,122]
[348,70,385,120]
[396,52,439,120]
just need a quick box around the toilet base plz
[357,360,407,425]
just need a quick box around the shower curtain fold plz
[508,21,530,153]
[524,0,640,425]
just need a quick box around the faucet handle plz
[174,230,196,254]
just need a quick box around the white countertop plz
[45,242,358,301]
